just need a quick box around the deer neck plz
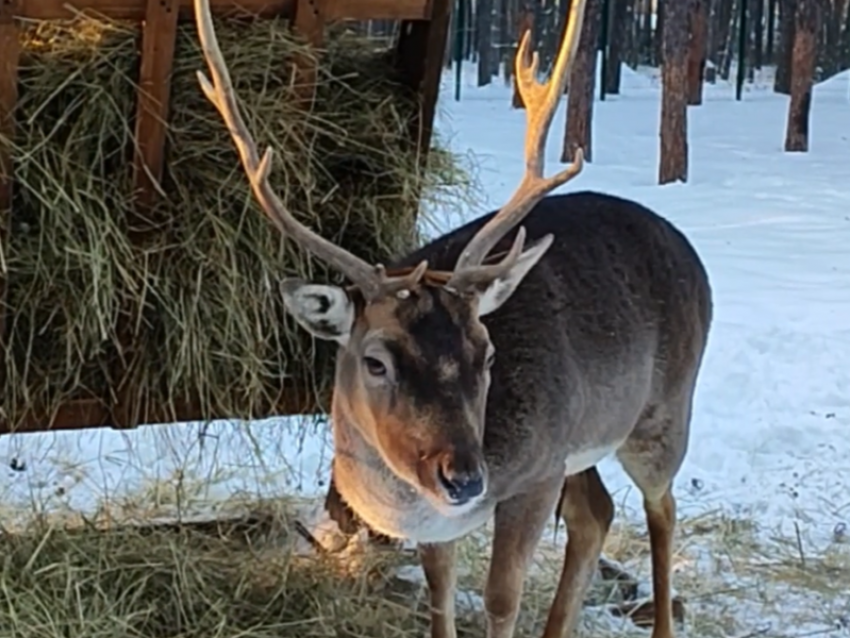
[329,396,494,544]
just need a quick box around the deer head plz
[192,0,586,513]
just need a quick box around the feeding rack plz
[0,0,453,435]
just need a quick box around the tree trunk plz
[605,0,630,93]
[445,7,455,68]
[766,0,777,62]
[784,0,818,152]
[625,0,641,68]
[843,3,850,68]
[477,0,495,85]
[641,0,654,63]
[752,0,764,69]
[822,0,846,76]
[687,0,708,104]
[512,4,535,108]
[562,0,604,162]
[556,0,576,93]
[656,0,667,64]
[719,0,738,79]
[500,0,513,84]
[713,0,735,75]
[659,0,690,184]
[774,0,795,93]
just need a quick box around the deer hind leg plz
[484,475,564,638]
[615,395,694,638]
[541,466,615,638]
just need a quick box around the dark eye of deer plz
[364,357,387,377]
[486,351,496,368]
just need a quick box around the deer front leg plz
[420,541,459,638]
[484,475,564,638]
[541,467,614,638]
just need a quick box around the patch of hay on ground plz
[405,506,850,638]
[0,505,432,638]
[1,13,475,429]
[8,423,844,638]
[3,465,848,638]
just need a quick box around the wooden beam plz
[110,0,182,430]
[0,386,324,435]
[132,0,180,212]
[291,0,326,109]
[14,0,430,21]
[0,0,20,398]
[393,0,452,158]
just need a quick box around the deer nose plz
[436,453,486,504]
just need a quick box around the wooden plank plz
[109,0,181,430]
[0,0,20,398]
[323,0,429,20]
[0,386,323,434]
[393,0,452,159]
[132,0,180,212]
[291,0,325,109]
[14,0,430,21]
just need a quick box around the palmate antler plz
[192,0,586,300]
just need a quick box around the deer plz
[192,0,712,636]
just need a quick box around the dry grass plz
[1,475,848,638]
[1,13,474,429]
[416,503,850,638]
[0,506,428,638]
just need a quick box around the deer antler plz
[192,0,428,301]
[446,0,588,293]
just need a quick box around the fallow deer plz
[192,0,713,637]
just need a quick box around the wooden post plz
[292,0,326,110]
[132,0,180,214]
[0,0,20,398]
[113,0,180,430]
[393,0,453,154]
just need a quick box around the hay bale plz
[1,15,467,426]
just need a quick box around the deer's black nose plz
[437,454,485,504]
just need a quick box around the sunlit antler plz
[446,0,588,292]
[192,0,428,301]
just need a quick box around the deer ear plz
[476,234,554,317]
[280,279,355,345]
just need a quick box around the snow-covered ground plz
[2,63,849,634]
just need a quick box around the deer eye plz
[485,350,496,368]
[363,356,387,377]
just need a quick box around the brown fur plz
[190,0,709,634]
[325,190,712,638]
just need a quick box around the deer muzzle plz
[419,446,488,507]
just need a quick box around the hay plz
[0,506,496,638]
[1,14,469,427]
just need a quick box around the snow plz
[2,63,850,632]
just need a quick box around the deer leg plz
[419,541,459,638]
[617,397,692,638]
[484,475,564,638]
[541,467,614,638]
[642,487,676,638]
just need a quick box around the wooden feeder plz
[0,0,452,435]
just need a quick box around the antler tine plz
[192,0,400,301]
[447,0,588,290]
